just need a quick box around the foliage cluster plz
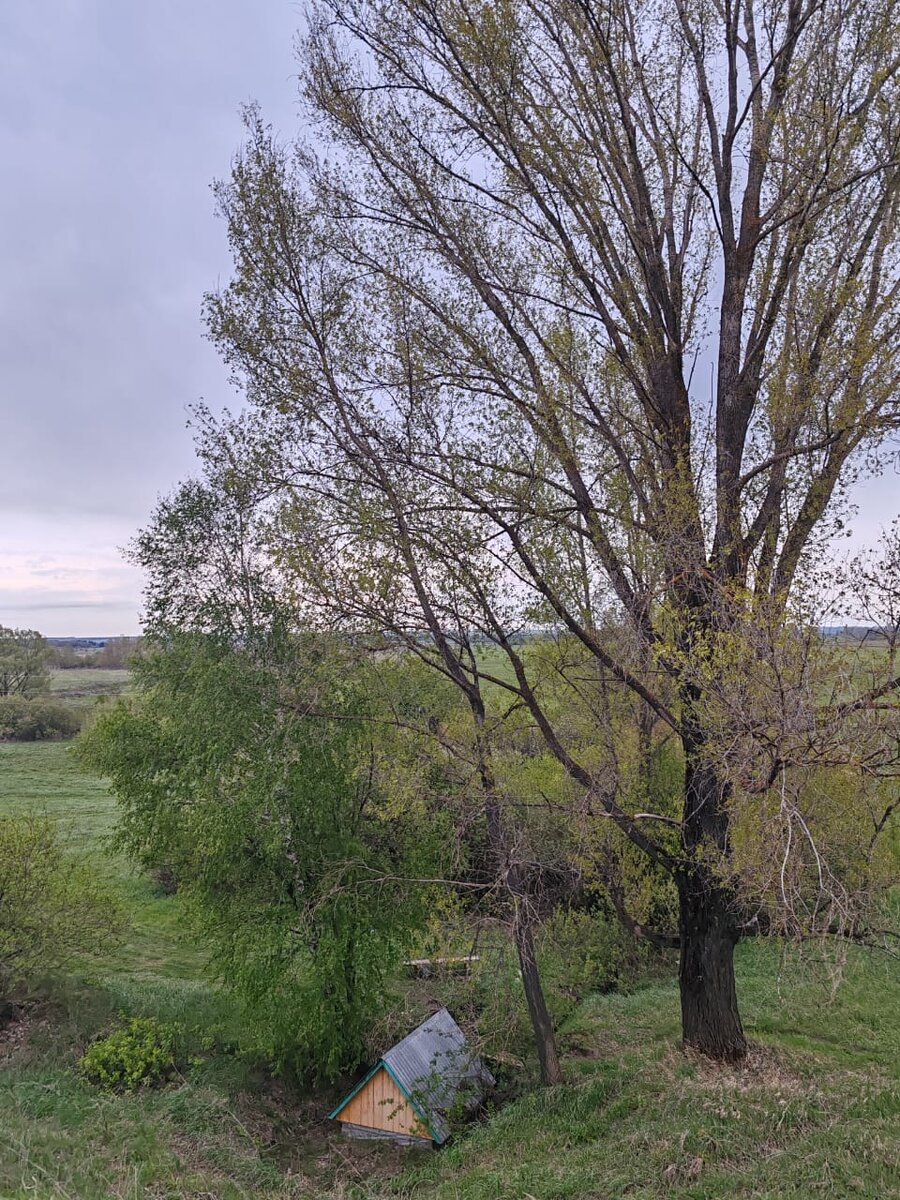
[78,632,444,1082]
[80,1016,180,1092]
[0,695,81,741]
[0,626,50,698]
[538,907,673,1016]
[0,814,123,1001]
[422,907,674,1071]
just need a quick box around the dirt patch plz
[0,1001,53,1066]
[568,1044,605,1060]
[686,1042,811,1096]
[163,1073,421,1198]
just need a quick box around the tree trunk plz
[513,901,563,1085]
[475,722,563,1087]
[678,873,747,1061]
[678,721,747,1061]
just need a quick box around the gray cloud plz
[0,1,300,633]
[0,3,896,637]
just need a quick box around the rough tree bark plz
[677,872,746,1061]
[676,701,747,1058]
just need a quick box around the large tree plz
[176,0,900,1063]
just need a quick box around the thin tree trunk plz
[478,735,563,1087]
[513,899,563,1085]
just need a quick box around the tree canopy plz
[106,0,900,1067]
[0,627,50,698]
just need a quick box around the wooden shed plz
[328,1008,493,1147]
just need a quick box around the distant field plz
[49,667,132,700]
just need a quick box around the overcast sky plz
[1,4,897,637]
[0,2,301,636]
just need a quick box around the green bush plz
[80,1017,180,1092]
[538,908,674,1024]
[0,816,124,996]
[0,697,81,741]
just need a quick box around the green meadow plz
[0,675,897,1199]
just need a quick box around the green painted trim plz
[327,1062,381,1120]
[381,1060,442,1144]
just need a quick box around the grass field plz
[0,729,898,1197]
[49,667,132,697]
[0,741,213,992]
[48,667,133,725]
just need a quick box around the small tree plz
[0,816,123,1006]
[79,630,442,1081]
[0,628,51,698]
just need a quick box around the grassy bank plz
[393,940,899,1199]
[0,739,897,1198]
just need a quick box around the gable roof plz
[329,1008,493,1144]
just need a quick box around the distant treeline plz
[48,637,142,670]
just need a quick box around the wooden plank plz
[403,955,480,978]
[336,1066,426,1137]
[341,1122,433,1147]
[403,956,480,966]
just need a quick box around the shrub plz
[0,816,124,1000]
[80,1017,180,1092]
[538,908,674,1023]
[0,697,81,741]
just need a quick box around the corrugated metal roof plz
[381,1008,494,1144]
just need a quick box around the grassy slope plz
[0,741,206,993]
[395,941,899,1199]
[0,740,898,1198]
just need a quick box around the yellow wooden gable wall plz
[335,1066,427,1137]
